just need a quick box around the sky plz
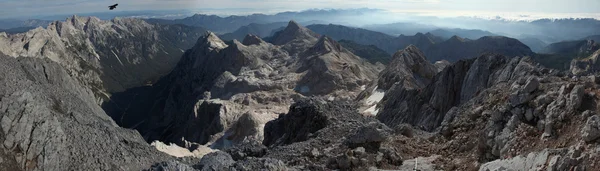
[1,0,599,19]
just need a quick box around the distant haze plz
[1,0,599,20]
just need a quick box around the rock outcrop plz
[377,54,536,131]
[570,49,600,76]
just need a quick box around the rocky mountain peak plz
[448,35,466,42]
[310,35,344,53]
[286,20,301,31]
[197,31,228,51]
[270,20,320,46]
[377,45,437,90]
[242,34,265,46]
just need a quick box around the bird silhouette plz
[109,4,118,10]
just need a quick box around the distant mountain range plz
[0,19,52,29]
[306,24,533,62]
[428,28,497,40]
[145,8,381,33]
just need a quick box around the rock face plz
[0,15,206,96]
[0,54,169,171]
[106,21,380,149]
[377,54,536,131]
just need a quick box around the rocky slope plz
[0,53,170,171]
[0,15,206,97]
[353,46,600,170]
[105,20,381,150]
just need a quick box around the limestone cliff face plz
[377,54,537,131]
[0,15,206,97]
[0,53,169,171]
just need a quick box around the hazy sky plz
[1,0,599,19]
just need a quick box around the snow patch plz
[366,86,385,105]
[111,49,124,66]
[364,105,379,116]
[362,86,385,116]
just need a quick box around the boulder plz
[567,85,585,111]
[345,122,393,152]
[196,151,235,171]
[581,115,600,143]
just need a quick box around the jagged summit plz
[377,45,437,90]
[270,20,320,46]
[242,34,265,46]
[196,31,228,50]
[286,20,302,31]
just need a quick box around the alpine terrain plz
[2,7,600,171]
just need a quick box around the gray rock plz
[345,122,393,151]
[196,151,235,171]
[581,115,600,143]
[353,147,366,157]
[525,108,534,122]
[523,77,540,93]
[568,85,585,111]
[479,149,550,171]
[0,54,169,170]
[582,110,595,118]
[232,158,289,171]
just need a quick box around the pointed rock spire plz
[196,31,228,50]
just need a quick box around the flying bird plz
[109,4,118,10]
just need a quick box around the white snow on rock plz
[362,86,385,116]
